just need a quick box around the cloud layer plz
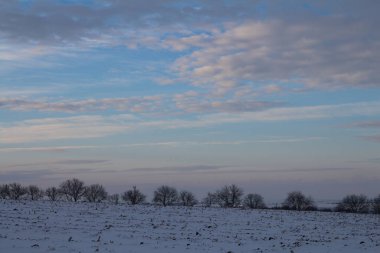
[1,101,380,144]
[1,1,379,92]
[168,19,380,93]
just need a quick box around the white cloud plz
[167,19,380,92]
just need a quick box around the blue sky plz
[1,0,380,202]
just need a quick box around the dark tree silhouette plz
[179,190,198,206]
[373,194,380,214]
[9,183,27,200]
[84,184,108,202]
[202,192,217,207]
[59,178,86,202]
[122,186,146,205]
[0,184,10,199]
[216,184,243,208]
[243,193,266,209]
[282,191,315,211]
[46,186,60,201]
[153,185,178,206]
[27,185,44,200]
[336,194,369,213]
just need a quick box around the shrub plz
[243,193,266,209]
[0,184,10,199]
[179,190,198,207]
[335,194,369,213]
[46,186,60,201]
[372,195,380,214]
[122,186,146,205]
[27,185,44,200]
[9,183,27,200]
[108,194,120,205]
[282,191,316,211]
[202,192,217,207]
[84,184,108,202]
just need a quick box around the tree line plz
[0,179,379,214]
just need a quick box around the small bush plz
[84,184,108,202]
[153,185,178,206]
[282,191,316,211]
[179,190,198,207]
[335,194,369,213]
[9,183,27,200]
[373,195,380,214]
[27,185,44,200]
[46,187,60,201]
[243,193,266,209]
[122,186,146,205]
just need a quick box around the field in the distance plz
[0,200,379,253]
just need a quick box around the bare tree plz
[282,191,315,211]
[336,194,369,213]
[59,178,86,202]
[84,184,108,202]
[108,193,120,205]
[373,194,380,214]
[122,186,146,205]
[202,192,217,207]
[9,183,27,200]
[0,184,10,199]
[27,185,44,200]
[46,186,60,201]
[153,185,178,206]
[179,190,198,206]
[243,193,266,209]
[216,184,243,208]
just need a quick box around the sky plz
[1,0,380,203]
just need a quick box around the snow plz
[0,200,379,253]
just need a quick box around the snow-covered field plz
[0,200,379,253]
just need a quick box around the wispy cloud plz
[0,0,260,69]
[359,135,380,143]
[0,137,324,153]
[122,165,359,175]
[344,120,380,143]
[0,165,364,182]
[349,121,380,128]
[0,167,115,182]
[159,101,380,129]
[0,96,164,113]
[0,94,280,114]
[0,145,100,152]
[172,90,280,113]
[1,101,380,144]
[0,1,259,46]
[0,87,55,98]
[128,165,226,173]
[0,115,128,144]
[3,159,109,170]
